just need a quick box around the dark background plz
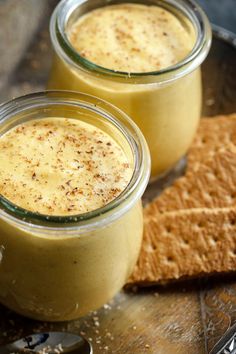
[197,0,236,33]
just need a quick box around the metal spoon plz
[209,322,236,354]
[0,332,92,354]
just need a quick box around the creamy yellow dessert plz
[48,1,209,178]
[0,118,132,215]
[0,110,146,321]
[68,4,195,73]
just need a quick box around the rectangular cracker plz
[129,208,236,284]
[187,114,236,169]
[145,148,236,216]
[129,114,236,286]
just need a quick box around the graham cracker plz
[129,208,236,284]
[187,114,236,169]
[129,114,236,286]
[145,148,236,216]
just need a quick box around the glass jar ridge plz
[0,91,150,233]
[0,91,150,321]
[49,0,212,178]
[51,0,212,84]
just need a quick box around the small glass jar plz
[0,91,150,321]
[48,0,212,179]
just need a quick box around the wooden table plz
[0,3,236,353]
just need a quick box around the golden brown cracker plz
[129,114,236,286]
[188,114,236,169]
[145,149,236,216]
[129,208,236,284]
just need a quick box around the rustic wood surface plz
[0,3,236,353]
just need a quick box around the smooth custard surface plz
[68,3,195,73]
[0,118,133,215]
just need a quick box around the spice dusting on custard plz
[0,118,133,215]
[67,3,195,73]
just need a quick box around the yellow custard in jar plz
[0,92,150,321]
[68,4,195,73]
[0,118,133,215]
[48,1,211,178]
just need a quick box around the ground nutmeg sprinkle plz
[0,118,133,215]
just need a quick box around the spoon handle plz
[0,345,35,354]
[0,331,92,354]
[209,322,236,354]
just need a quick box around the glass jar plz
[48,0,212,179]
[0,91,150,321]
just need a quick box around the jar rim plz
[0,91,150,232]
[50,0,212,84]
